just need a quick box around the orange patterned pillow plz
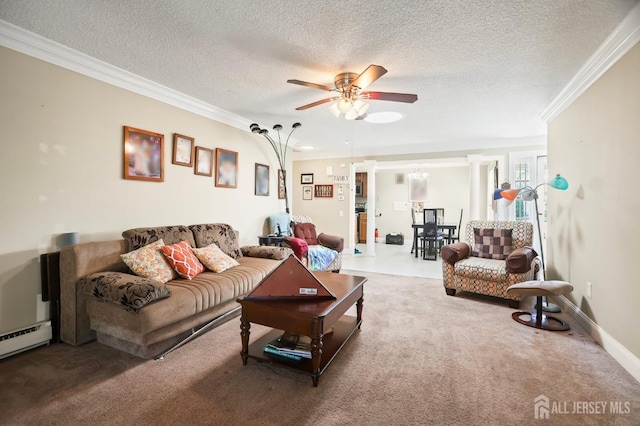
[120,239,177,284]
[192,243,239,273]
[161,240,204,280]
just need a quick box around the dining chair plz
[422,209,443,260]
[410,207,424,255]
[435,208,445,224]
[447,208,463,244]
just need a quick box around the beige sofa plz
[60,223,292,359]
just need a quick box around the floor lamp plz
[493,174,569,311]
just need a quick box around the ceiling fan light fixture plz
[345,108,359,120]
[353,99,369,115]
[328,102,341,117]
[337,97,352,113]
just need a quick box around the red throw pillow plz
[161,240,204,280]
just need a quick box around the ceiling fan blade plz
[349,65,387,90]
[364,91,418,103]
[287,79,334,92]
[295,98,334,110]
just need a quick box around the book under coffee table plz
[237,271,366,387]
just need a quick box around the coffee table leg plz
[240,319,250,365]
[356,297,364,329]
[311,336,323,387]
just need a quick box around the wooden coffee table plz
[237,272,366,386]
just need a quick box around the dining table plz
[411,223,458,258]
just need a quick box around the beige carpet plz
[0,272,638,425]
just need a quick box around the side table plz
[258,235,284,246]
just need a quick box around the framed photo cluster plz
[123,126,238,189]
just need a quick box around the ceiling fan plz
[287,65,418,120]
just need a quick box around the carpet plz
[0,271,638,425]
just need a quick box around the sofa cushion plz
[471,228,513,260]
[120,239,177,283]
[193,243,240,273]
[161,240,204,279]
[189,224,243,258]
[454,257,509,282]
[80,272,171,312]
[122,225,196,252]
[293,222,319,246]
[241,245,294,260]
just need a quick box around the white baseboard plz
[554,295,640,383]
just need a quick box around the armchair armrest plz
[240,245,293,260]
[283,236,309,259]
[317,233,344,253]
[506,246,538,273]
[441,242,471,265]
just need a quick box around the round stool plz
[506,280,573,331]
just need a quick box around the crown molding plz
[0,19,253,132]
[540,3,640,123]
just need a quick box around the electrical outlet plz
[586,282,592,298]
[339,210,344,217]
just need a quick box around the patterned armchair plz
[285,215,343,273]
[441,221,540,308]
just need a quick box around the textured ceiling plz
[1,0,637,158]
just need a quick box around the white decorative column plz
[467,155,483,220]
[364,160,376,256]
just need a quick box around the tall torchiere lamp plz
[494,174,569,311]
[249,122,301,213]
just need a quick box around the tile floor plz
[342,241,443,279]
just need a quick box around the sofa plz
[441,220,540,308]
[60,223,292,359]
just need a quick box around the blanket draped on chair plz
[308,246,338,271]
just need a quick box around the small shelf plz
[246,315,360,377]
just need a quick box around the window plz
[514,162,530,220]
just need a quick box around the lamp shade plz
[328,102,341,117]
[549,174,569,190]
[337,98,352,113]
[500,189,520,201]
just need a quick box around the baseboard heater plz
[0,321,52,360]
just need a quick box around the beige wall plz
[0,47,288,334]
[374,167,472,239]
[291,158,350,240]
[547,42,640,358]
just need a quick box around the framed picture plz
[215,148,238,188]
[124,126,164,182]
[315,184,333,198]
[172,133,194,167]
[255,163,270,196]
[278,169,286,199]
[302,185,313,200]
[301,173,314,184]
[194,147,213,177]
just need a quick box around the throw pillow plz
[120,239,177,284]
[192,243,240,273]
[161,240,205,280]
[80,272,171,312]
[188,224,243,259]
[472,228,513,260]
